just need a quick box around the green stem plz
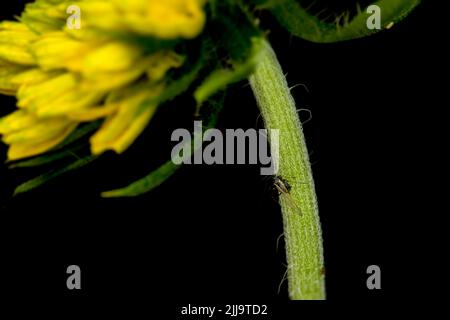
[249,41,325,300]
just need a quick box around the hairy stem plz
[249,41,325,299]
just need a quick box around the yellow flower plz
[0,0,205,161]
[81,0,207,39]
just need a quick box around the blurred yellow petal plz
[117,0,206,39]
[90,92,149,148]
[0,62,28,95]
[0,43,35,66]
[0,21,30,32]
[17,73,78,109]
[66,103,119,122]
[80,55,154,91]
[2,117,74,144]
[31,32,97,71]
[35,91,105,117]
[79,0,206,39]
[0,22,37,65]
[82,42,143,73]
[7,123,77,160]
[109,106,157,154]
[19,1,69,33]
[0,30,37,47]
[90,87,163,154]
[78,1,123,31]
[23,2,68,21]
[0,110,38,135]
[11,68,60,86]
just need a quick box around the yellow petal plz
[11,68,60,87]
[118,0,206,39]
[31,32,97,71]
[108,106,156,154]
[35,90,105,117]
[90,92,149,146]
[0,110,38,135]
[80,0,206,39]
[17,73,78,110]
[66,103,119,122]
[0,30,38,47]
[78,1,123,31]
[0,43,36,66]
[0,21,30,32]
[82,42,143,73]
[7,123,77,161]
[2,117,74,144]
[19,2,68,33]
[0,22,37,66]
[0,62,28,95]
[90,87,162,154]
[80,56,153,92]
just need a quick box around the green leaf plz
[101,93,225,198]
[13,154,97,196]
[266,0,421,43]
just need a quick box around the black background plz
[0,0,441,313]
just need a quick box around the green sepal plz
[101,160,179,198]
[101,93,225,198]
[13,154,97,196]
[194,37,265,105]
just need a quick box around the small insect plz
[273,175,291,194]
[273,175,302,216]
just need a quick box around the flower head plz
[0,0,205,160]
[0,0,264,200]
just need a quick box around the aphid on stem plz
[273,175,302,216]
